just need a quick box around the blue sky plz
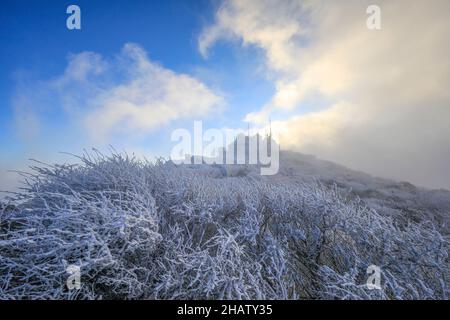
[1,0,450,191]
[0,0,273,167]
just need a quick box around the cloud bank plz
[200,0,450,189]
[14,43,224,143]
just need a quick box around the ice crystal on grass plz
[0,151,448,299]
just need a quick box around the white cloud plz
[61,51,108,83]
[14,43,224,143]
[12,94,41,140]
[83,44,224,141]
[200,0,450,189]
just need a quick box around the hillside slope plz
[278,151,450,234]
[0,151,449,299]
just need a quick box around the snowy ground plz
[0,150,448,299]
[278,151,450,235]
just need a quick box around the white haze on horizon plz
[200,0,450,190]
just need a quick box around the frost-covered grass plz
[0,151,448,299]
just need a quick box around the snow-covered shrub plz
[0,151,448,299]
[0,152,162,299]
